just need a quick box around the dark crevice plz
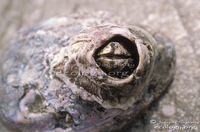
[94,35,139,79]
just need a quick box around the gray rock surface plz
[0,0,200,132]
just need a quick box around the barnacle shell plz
[0,11,175,132]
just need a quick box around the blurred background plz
[0,0,200,131]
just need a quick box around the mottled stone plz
[162,105,176,117]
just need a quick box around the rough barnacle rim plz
[49,23,171,110]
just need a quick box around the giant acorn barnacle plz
[0,11,175,132]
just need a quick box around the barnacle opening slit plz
[94,35,139,79]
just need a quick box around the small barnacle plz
[0,11,175,132]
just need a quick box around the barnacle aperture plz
[94,35,139,79]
